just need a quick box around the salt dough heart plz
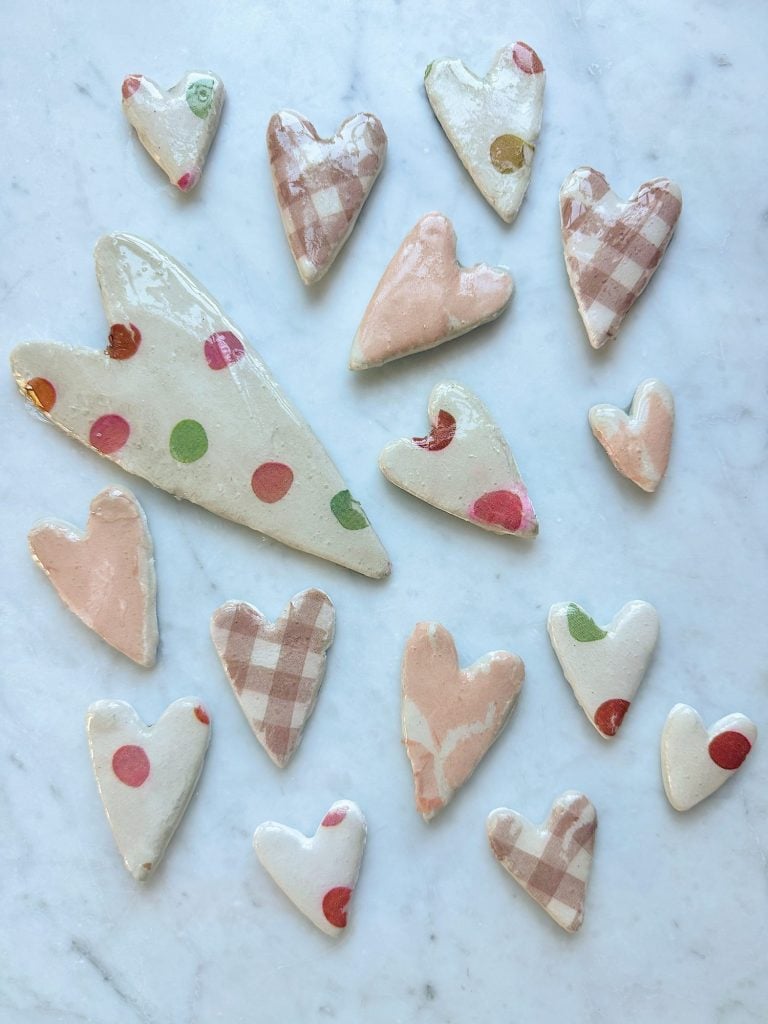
[560,167,682,348]
[29,487,158,667]
[86,697,211,880]
[547,601,659,738]
[401,622,524,820]
[349,212,514,370]
[425,42,545,222]
[210,590,335,767]
[589,378,674,492]
[253,800,366,936]
[267,110,386,285]
[488,791,597,933]
[10,234,390,579]
[379,381,538,538]
[122,71,224,191]
[661,704,757,811]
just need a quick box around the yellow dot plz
[489,135,530,174]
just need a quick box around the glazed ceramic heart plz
[661,704,756,811]
[401,622,524,819]
[210,590,335,767]
[29,487,158,666]
[560,167,682,348]
[253,800,366,936]
[349,212,514,369]
[267,110,387,284]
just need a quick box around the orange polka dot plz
[25,377,56,412]
[107,323,141,360]
[251,462,294,503]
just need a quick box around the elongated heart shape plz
[425,42,545,222]
[402,623,524,819]
[661,704,757,811]
[589,378,674,492]
[210,590,335,767]
[560,167,682,348]
[349,212,514,370]
[379,381,537,538]
[86,698,211,880]
[122,71,224,191]
[547,601,658,737]
[267,110,386,285]
[10,234,389,578]
[488,791,597,933]
[253,800,366,936]
[29,487,158,666]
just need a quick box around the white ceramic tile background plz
[1,2,767,1022]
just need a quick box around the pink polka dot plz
[112,744,150,787]
[90,414,130,454]
[512,42,544,75]
[251,462,294,503]
[321,807,348,827]
[122,75,142,99]
[204,331,245,370]
[194,704,210,725]
[177,169,200,192]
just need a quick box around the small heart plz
[86,698,211,880]
[401,623,524,819]
[210,590,335,767]
[488,791,597,933]
[267,110,387,285]
[349,212,513,369]
[253,800,366,936]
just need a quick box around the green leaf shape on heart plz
[330,490,369,531]
[186,78,215,118]
[567,604,607,642]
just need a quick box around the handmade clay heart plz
[267,110,386,285]
[379,381,538,538]
[349,212,514,370]
[122,71,224,191]
[29,487,158,667]
[425,42,545,222]
[589,378,674,492]
[86,697,211,880]
[10,234,390,579]
[253,800,366,936]
[210,590,335,767]
[560,167,682,348]
[401,622,524,820]
[661,704,757,811]
[547,601,658,737]
[488,791,597,933]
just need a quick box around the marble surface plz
[1,1,767,1021]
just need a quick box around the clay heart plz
[488,791,597,933]
[401,622,524,820]
[589,378,674,492]
[267,110,387,285]
[349,212,513,369]
[560,167,682,348]
[86,697,211,880]
[547,601,658,737]
[28,487,158,667]
[253,800,366,936]
[379,380,538,538]
[425,42,545,222]
[210,590,335,767]
[661,704,757,811]
[121,71,224,191]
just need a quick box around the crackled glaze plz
[589,379,674,492]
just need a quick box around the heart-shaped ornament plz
[253,800,366,936]
[560,167,682,348]
[425,42,545,222]
[267,110,387,285]
[589,378,674,492]
[86,698,211,880]
[661,704,757,811]
[122,72,224,191]
[210,590,335,767]
[29,487,158,667]
[349,212,514,370]
[488,791,597,933]
[547,601,659,738]
[402,623,524,820]
[379,381,538,538]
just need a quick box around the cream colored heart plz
[589,379,674,492]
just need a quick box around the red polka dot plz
[251,462,294,503]
[122,75,142,99]
[112,744,150,787]
[107,323,141,360]
[177,169,200,192]
[413,410,456,452]
[708,731,752,770]
[512,42,544,75]
[204,331,245,369]
[322,886,352,928]
[594,699,631,736]
[90,414,130,454]
[470,490,523,532]
[25,377,56,412]
[321,807,348,827]
[194,704,210,725]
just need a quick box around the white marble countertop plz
[2,1,767,1022]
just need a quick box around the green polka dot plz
[186,78,215,118]
[567,604,607,642]
[170,420,208,463]
[330,490,369,531]
[424,61,435,80]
